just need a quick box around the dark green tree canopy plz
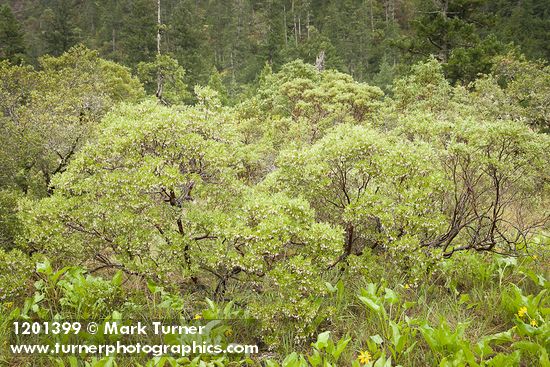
[3,0,549,92]
[0,4,26,63]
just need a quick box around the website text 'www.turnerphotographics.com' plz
[9,320,259,357]
[10,341,259,357]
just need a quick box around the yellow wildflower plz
[517,306,527,318]
[530,319,538,327]
[358,351,372,365]
[194,314,202,320]
[404,284,410,290]
[3,302,13,309]
[224,328,233,337]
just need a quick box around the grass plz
[0,249,548,366]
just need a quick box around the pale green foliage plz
[39,44,144,103]
[392,55,550,133]
[0,62,39,192]
[0,189,22,250]
[3,257,548,366]
[242,60,384,147]
[235,60,385,183]
[426,122,546,256]
[491,53,550,131]
[463,55,550,133]
[19,100,343,340]
[270,124,446,259]
[391,57,452,113]
[0,45,145,195]
[20,100,240,274]
[207,67,229,105]
[0,46,145,252]
[137,54,190,105]
[467,75,513,121]
[390,59,550,257]
[8,56,550,366]
[222,192,342,340]
[0,248,32,302]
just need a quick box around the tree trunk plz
[316,50,325,71]
[292,1,298,46]
[369,0,375,32]
[156,0,161,55]
[156,0,163,103]
[307,11,310,39]
[344,223,355,256]
[112,28,116,53]
[283,5,288,46]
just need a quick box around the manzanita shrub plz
[1,57,549,366]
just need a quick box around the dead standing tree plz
[155,0,165,104]
[315,50,325,72]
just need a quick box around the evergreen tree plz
[488,0,550,61]
[41,0,79,55]
[207,67,229,105]
[119,0,157,65]
[0,5,26,63]
[2,0,550,89]
[168,0,213,88]
[403,0,507,82]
